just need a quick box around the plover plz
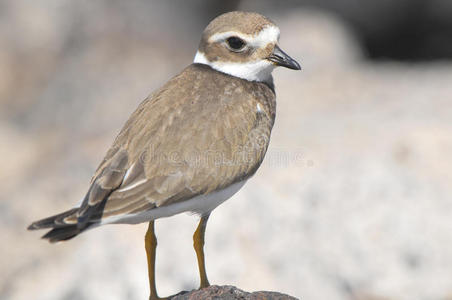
[28,11,300,299]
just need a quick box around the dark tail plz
[40,225,83,243]
[27,208,91,243]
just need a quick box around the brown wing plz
[75,64,276,225]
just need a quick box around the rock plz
[170,285,298,300]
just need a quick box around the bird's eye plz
[226,37,246,51]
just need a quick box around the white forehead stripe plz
[208,25,280,47]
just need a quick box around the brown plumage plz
[28,63,276,241]
[202,11,274,37]
[199,12,277,63]
[28,11,300,299]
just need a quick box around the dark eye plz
[226,37,246,51]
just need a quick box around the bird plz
[28,11,300,300]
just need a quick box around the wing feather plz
[74,64,275,226]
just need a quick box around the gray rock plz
[170,285,298,300]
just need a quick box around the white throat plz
[194,51,275,83]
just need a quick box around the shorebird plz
[28,11,300,299]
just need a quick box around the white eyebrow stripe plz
[208,25,280,47]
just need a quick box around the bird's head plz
[194,11,301,84]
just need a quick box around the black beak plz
[267,44,301,70]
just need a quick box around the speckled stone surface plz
[171,285,298,300]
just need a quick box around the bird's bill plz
[267,44,301,70]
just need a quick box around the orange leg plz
[145,221,165,300]
[193,213,211,289]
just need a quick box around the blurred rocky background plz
[1,1,452,299]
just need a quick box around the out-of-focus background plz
[1,1,452,299]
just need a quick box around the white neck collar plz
[194,51,275,83]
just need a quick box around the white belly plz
[102,180,247,225]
